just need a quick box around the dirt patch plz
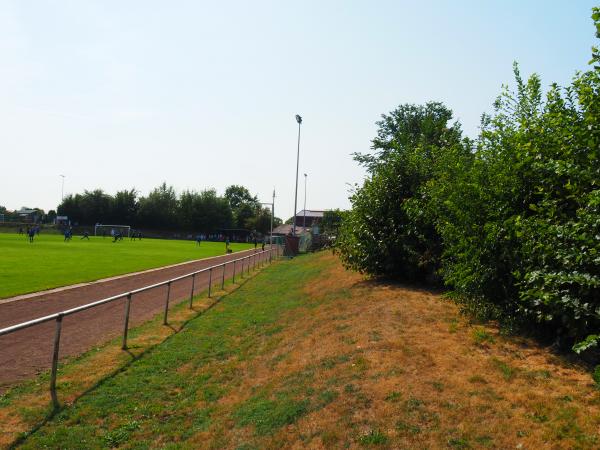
[215,253,600,449]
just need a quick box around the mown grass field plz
[1,252,599,449]
[0,233,252,298]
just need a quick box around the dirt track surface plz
[0,248,271,389]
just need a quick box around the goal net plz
[94,224,131,237]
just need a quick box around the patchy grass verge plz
[0,262,264,448]
[4,252,600,449]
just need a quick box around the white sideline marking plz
[0,248,258,305]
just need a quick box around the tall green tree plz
[338,102,466,281]
[111,189,138,225]
[137,183,179,229]
[225,184,260,229]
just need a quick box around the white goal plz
[94,224,131,237]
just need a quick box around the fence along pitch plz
[0,247,278,409]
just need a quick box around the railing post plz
[163,282,171,325]
[189,274,195,309]
[50,314,64,410]
[247,256,250,275]
[221,263,226,290]
[253,252,256,270]
[208,268,212,298]
[122,293,132,350]
[232,260,236,284]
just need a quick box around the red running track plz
[0,247,274,389]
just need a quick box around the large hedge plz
[338,9,600,353]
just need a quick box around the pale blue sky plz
[0,1,597,219]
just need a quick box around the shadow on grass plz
[350,273,600,370]
[349,276,446,296]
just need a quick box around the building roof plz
[17,208,38,215]
[272,224,309,235]
[294,210,325,218]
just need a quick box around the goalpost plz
[94,224,131,237]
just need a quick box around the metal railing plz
[0,245,280,409]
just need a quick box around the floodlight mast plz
[293,114,302,236]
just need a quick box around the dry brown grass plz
[209,252,600,449]
[4,253,599,449]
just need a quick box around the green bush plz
[337,102,467,282]
[337,8,600,354]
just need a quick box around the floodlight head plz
[295,114,302,124]
[304,173,307,177]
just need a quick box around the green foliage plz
[593,365,600,387]
[337,10,600,353]
[57,182,279,233]
[337,102,467,281]
[321,209,345,236]
[225,184,270,232]
[573,335,599,354]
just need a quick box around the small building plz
[272,224,309,236]
[17,208,41,223]
[292,210,324,228]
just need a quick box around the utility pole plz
[260,188,275,248]
[60,175,65,202]
[303,173,307,229]
[271,189,275,246]
[293,114,302,236]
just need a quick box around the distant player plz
[28,227,35,243]
[64,228,71,242]
[81,231,90,240]
[225,237,231,253]
[196,234,202,246]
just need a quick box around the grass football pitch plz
[0,233,253,299]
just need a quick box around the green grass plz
[5,252,599,448]
[0,233,253,298]
[15,254,328,448]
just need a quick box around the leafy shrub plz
[337,9,600,355]
[337,102,467,282]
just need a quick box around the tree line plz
[57,183,281,234]
[337,9,600,356]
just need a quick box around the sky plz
[0,1,598,221]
